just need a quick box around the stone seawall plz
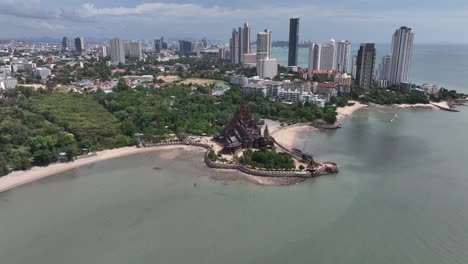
[138,140,337,178]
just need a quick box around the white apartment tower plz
[308,43,321,78]
[321,39,336,70]
[336,40,351,73]
[110,38,125,65]
[389,26,414,85]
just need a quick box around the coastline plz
[0,145,200,193]
[336,101,369,121]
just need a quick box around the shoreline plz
[0,145,200,193]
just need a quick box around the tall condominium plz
[389,26,414,85]
[355,43,376,90]
[243,23,251,54]
[320,39,336,70]
[256,30,277,79]
[351,55,357,78]
[288,18,300,67]
[377,55,392,81]
[264,29,272,58]
[230,28,240,64]
[154,38,161,53]
[62,37,69,52]
[336,40,351,73]
[110,38,125,65]
[308,43,321,78]
[160,37,168,49]
[102,45,109,57]
[128,41,142,59]
[74,36,84,54]
[178,40,193,54]
[202,37,208,48]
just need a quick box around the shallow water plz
[0,106,467,264]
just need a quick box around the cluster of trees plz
[0,108,79,175]
[239,148,295,170]
[358,88,429,105]
[430,88,466,102]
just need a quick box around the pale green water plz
[0,106,467,264]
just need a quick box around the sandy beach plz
[271,123,319,150]
[336,101,368,121]
[0,145,201,193]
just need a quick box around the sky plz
[1,0,468,43]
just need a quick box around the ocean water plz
[0,46,467,263]
[271,44,468,91]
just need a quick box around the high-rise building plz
[243,23,251,55]
[320,39,336,70]
[128,41,142,59]
[377,55,392,82]
[160,37,168,49]
[202,37,208,48]
[256,30,277,79]
[355,43,376,90]
[230,29,240,64]
[336,40,351,73]
[178,40,193,53]
[308,43,321,78]
[110,38,125,65]
[389,26,414,85]
[74,37,84,54]
[62,37,69,52]
[154,38,161,53]
[288,18,300,67]
[102,45,109,57]
[238,27,244,63]
[351,55,357,78]
[264,29,272,58]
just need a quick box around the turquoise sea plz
[0,45,467,263]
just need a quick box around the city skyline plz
[1,0,468,43]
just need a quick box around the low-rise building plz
[243,83,267,97]
[230,75,248,86]
[35,67,51,80]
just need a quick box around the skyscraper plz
[238,27,243,63]
[160,37,168,49]
[355,43,376,90]
[230,29,240,64]
[128,41,142,59]
[243,23,251,55]
[308,43,321,78]
[351,55,357,78]
[110,38,125,65]
[74,36,84,55]
[202,37,208,48]
[288,18,300,67]
[256,31,277,79]
[62,37,69,52]
[264,29,272,58]
[377,55,392,81]
[154,38,161,53]
[389,26,414,85]
[102,45,109,57]
[178,40,193,53]
[320,39,336,70]
[336,40,351,73]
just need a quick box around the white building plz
[389,26,414,85]
[110,38,126,65]
[102,45,109,57]
[320,39,336,70]
[336,40,351,73]
[308,43,321,78]
[258,58,278,79]
[229,75,249,86]
[351,55,357,79]
[35,68,51,80]
[0,77,17,89]
[243,83,267,97]
[377,55,392,84]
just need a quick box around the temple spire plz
[264,124,270,139]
